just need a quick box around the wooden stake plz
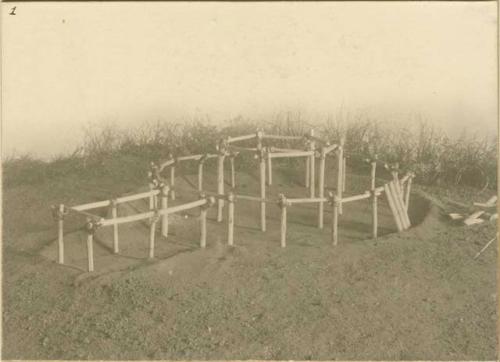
[337,138,345,215]
[148,182,155,209]
[230,156,236,188]
[198,161,204,191]
[372,191,378,239]
[309,129,316,198]
[342,156,347,192]
[111,201,119,253]
[161,185,169,238]
[170,165,176,200]
[267,149,273,186]
[318,148,326,229]
[57,204,64,264]
[85,221,95,272]
[305,157,310,188]
[331,195,340,246]
[227,192,235,246]
[279,195,288,248]
[149,216,157,259]
[370,161,377,190]
[200,205,207,248]
[260,149,267,232]
[217,154,225,222]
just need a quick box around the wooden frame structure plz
[52,129,416,272]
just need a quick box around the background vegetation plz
[3,113,497,191]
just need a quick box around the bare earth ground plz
[2,160,497,360]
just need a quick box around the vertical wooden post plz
[170,164,176,200]
[305,157,310,188]
[85,220,95,272]
[111,200,119,253]
[230,156,236,188]
[161,185,169,238]
[372,190,378,239]
[404,175,413,211]
[337,137,345,215]
[56,204,65,264]
[342,156,347,192]
[260,148,267,232]
[198,160,204,191]
[149,215,157,259]
[318,148,326,229]
[278,194,288,248]
[217,151,225,222]
[199,195,213,248]
[267,148,273,186]
[309,129,316,198]
[148,182,155,210]
[200,206,207,248]
[370,161,377,190]
[227,192,235,246]
[330,194,340,246]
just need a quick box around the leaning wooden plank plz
[116,189,160,204]
[404,177,413,212]
[72,199,111,211]
[341,192,371,204]
[389,181,411,229]
[388,181,409,229]
[384,184,404,232]
[227,134,256,143]
[269,150,314,159]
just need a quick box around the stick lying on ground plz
[474,234,497,259]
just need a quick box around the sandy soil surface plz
[2,164,497,360]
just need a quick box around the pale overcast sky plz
[2,2,497,158]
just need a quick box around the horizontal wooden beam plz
[115,190,160,204]
[72,199,111,211]
[341,192,371,203]
[288,197,328,204]
[227,134,256,143]
[269,150,314,159]
[262,134,303,141]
